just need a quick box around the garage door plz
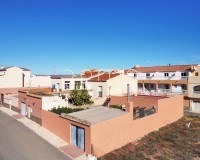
[192,101,200,112]
[21,103,26,116]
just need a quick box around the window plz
[164,73,169,77]
[65,81,70,90]
[98,86,103,97]
[195,72,199,76]
[71,125,85,150]
[165,84,170,89]
[150,84,154,89]
[75,81,81,90]
[134,73,137,78]
[181,84,187,90]
[82,81,86,89]
[146,73,150,77]
[194,85,200,91]
[181,72,187,77]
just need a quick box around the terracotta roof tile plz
[88,73,120,82]
[126,64,197,73]
[81,69,103,78]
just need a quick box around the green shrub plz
[68,89,93,106]
[109,105,122,110]
[49,106,85,115]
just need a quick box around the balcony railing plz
[135,76,188,80]
[193,91,200,94]
[138,88,187,95]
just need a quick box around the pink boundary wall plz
[41,95,183,157]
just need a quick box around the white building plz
[87,73,138,105]
[0,66,31,88]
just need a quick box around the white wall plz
[23,71,31,87]
[0,67,29,88]
[88,74,138,98]
[108,74,138,96]
[51,77,88,91]
[3,94,18,108]
[29,75,51,87]
[42,95,68,110]
[130,71,191,80]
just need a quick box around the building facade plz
[124,64,200,110]
[0,66,31,88]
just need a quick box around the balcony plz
[138,88,187,96]
[135,76,188,81]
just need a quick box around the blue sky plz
[0,0,200,74]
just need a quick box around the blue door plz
[71,125,85,150]
[21,103,26,116]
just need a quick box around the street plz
[0,111,71,160]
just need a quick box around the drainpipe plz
[127,84,130,102]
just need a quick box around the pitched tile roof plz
[124,64,197,73]
[81,69,103,78]
[88,73,120,82]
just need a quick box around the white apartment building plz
[124,64,200,111]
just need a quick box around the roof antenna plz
[147,60,149,66]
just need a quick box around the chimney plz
[127,84,130,102]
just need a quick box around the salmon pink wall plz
[18,91,42,118]
[42,110,92,154]
[91,95,183,157]
[110,96,159,108]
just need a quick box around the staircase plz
[102,97,111,107]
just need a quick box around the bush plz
[50,106,85,115]
[109,105,122,110]
[68,89,93,106]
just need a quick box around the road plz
[0,111,71,160]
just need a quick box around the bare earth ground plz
[99,116,200,160]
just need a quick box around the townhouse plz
[42,94,183,157]
[87,73,138,105]
[188,66,200,111]
[124,64,200,111]
[50,69,102,92]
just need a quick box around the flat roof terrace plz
[61,106,128,126]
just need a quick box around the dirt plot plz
[99,116,200,160]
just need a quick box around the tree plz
[68,89,93,106]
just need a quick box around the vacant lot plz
[99,116,200,160]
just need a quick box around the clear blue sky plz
[0,0,200,74]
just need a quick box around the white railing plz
[158,89,171,93]
[139,89,187,96]
[134,76,188,81]
[193,91,200,94]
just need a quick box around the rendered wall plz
[30,76,51,87]
[109,95,159,108]
[42,110,92,153]
[91,95,183,157]
[42,95,68,110]
[0,67,23,88]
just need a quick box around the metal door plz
[21,103,26,116]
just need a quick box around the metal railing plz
[135,76,188,80]
[193,91,200,94]
[138,88,187,96]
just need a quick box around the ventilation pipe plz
[127,84,130,102]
